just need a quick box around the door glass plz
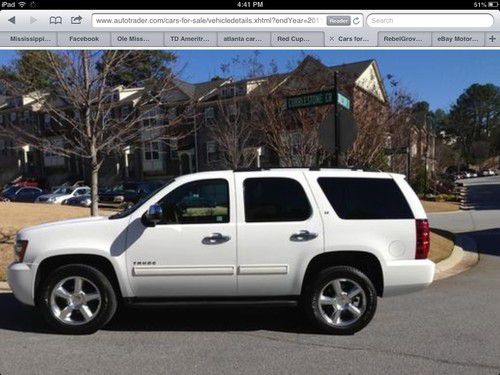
[243,177,311,222]
[157,179,229,224]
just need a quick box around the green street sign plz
[286,90,351,110]
[286,90,335,110]
[337,92,351,110]
[384,147,409,155]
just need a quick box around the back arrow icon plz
[8,16,16,24]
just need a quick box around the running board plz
[123,296,299,308]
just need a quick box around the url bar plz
[92,14,362,28]
[367,14,494,28]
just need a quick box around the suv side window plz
[244,177,311,222]
[317,177,414,219]
[157,179,229,224]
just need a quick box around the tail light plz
[415,219,430,259]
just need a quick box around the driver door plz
[125,173,237,297]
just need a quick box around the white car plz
[8,169,434,334]
[35,186,91,204]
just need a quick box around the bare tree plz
[208,98,257,169]
[248,74,333,168]
[345,81,416,169]
[0,51,190,215]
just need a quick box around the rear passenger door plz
[235,172,324,296]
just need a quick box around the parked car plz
[36,186,91,204]
[480,169,496,177]
[62,194,92,208]
[0,186,45,202]
[2,176,46,192]
[8,169,434,335]
[98,181,162,208]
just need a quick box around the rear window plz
[244,177,311,222]
[317,177,414,220]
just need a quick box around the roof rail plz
[309,166,382,172]
[233,166,382,172]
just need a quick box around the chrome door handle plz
[202,233,231,245]
[290,230,318,242]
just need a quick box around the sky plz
[0,50,498,111]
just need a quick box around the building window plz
[204,107,215,126]
[10,112,17,123]
[170,139,178,160]
[143,141,163,172]
[44,137,65,167]
[228,103,237,118]
[143,107,160,128]
[167,107,177,122]
[0,140,6,156]
[221,86,236,98]
[206,141,217,163]
[144,141,160,161]
[23,111,30,122]
[121,105,130,119]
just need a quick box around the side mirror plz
[143,203,163,227]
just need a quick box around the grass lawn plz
[421,200,460,213]
[429,230,455,263]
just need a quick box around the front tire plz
[37,264,118,334]
[303,266,377,335]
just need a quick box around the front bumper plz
[7,262,36,306]
[383,259,435,297]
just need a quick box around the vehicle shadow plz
[0,293,319,335]
[0,293,52,334]
[458,228,500,257]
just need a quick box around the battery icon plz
[488,1,499,7]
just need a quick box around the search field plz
[367,14,494,28]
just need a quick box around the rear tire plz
[36,264,118,334]
[303,266,377,335]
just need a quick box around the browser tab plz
[57,32,111,46]
[378,31,432,46]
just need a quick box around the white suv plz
[8,168,434,334]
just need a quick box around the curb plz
[434,234,479,281]
[0,281,10,292]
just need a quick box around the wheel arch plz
[34,254,124,303]
[301,251,384,297]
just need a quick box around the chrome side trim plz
[133,265,235,276]
[238,265,288,275]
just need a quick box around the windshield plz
[53,187,75,195]
[109,178,174,220]
[3,186,20,194]
[111,183,139,193]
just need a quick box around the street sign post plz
[285,79,355,166]
[319,109,358,154]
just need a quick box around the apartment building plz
[0,56,428,188]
